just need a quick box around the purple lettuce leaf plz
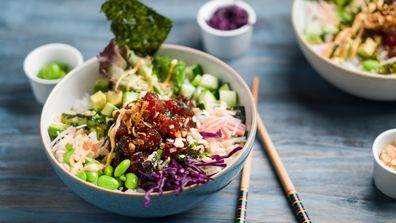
[97,39,128,84]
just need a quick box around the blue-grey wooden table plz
[1,0,396,222]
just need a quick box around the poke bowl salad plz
[303,0,396,75]
[47,40,248,207]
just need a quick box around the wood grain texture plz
[1,0,396,222]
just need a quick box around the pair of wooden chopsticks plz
[235,77,311,223]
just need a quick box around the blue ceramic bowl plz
[40,44,257,217]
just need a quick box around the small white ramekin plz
[197,0,256,59]
[23,43,83,104]
[373,129,396,199]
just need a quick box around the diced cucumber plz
[219,83,230,91]
[334,0,350,6]
[191,75,202,87]
[186,64,203,81]
[362,59,380,71]
[337,8,352,23]
[48,123,69,138]
[220,90,237,107]
[199,89,217,105]
[357,38,378,59]
[199,74,218,90]
[106,91,123,107]
[90,91,107,111]
[122,91,139,106]
[180,84,196,98]
[93,78,110,93]
[322,24,339,36]
[118,75,147,92]
[193,86,204,100]
[306,35,322,44]
[197,103,206,110]
[232,105,246,123]
[101,103,118,116]
[304,22,322,44]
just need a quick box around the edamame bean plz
[104,165,113,176]
[65,143,74,151]
[114,159,131,177]
[119,174,126,181]
[97,175,119,190]
[85,157,100,165]
[362,59,380,71]
[125,173,138,189]
[64,149,74,165]
[116,178,124,188]
[76,171,87,181]
[86,171,99,183]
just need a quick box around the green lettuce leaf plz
[153,55,186,93]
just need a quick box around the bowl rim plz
[373,128,396,175]
[291,0,396,80]
[40,43,257,197]
[23,43,84,85]
[197,0,256,37]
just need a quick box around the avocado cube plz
[357,38,378,59]
[93,78,110,93]
[90,91,107,111]
[48,123,69,138]
[106,91,123,107]
[100,103,118,116]
[191,75,202,87]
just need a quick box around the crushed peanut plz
[379,139,396,171]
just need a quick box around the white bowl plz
[292,0,396,101]
[197,0,256,59]
[23,43,83,104]
[40,44,257,217]
[373,129,396,198]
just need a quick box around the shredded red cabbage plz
[139,159,210,208]
[211,146,243,161]
[207,5,249,31]
[139,146,243,207]
[199,130,222,138]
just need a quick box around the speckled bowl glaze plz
[292,0,396,101]
[40,44,257,217]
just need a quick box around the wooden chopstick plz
[256,104,311,222]
[235,77,259,223]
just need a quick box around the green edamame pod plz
[85,157,100,165]
[119,174,126,181]
[116,178,124,188]
[65,143,74,151]
[104,165,114,176]
[64,149,74,165]
[76,171,87,181]
[86,171,99,183]
[125,173,138,189]
[97,175,119,190]
[114,159,131,177]
[362,59,380,71]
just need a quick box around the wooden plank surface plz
[1,0,396,222]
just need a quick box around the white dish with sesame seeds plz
[373,129,396,199]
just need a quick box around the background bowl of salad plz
[40,43,257,217]
[292,0,396,101]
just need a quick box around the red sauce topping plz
[112,92,196,173]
